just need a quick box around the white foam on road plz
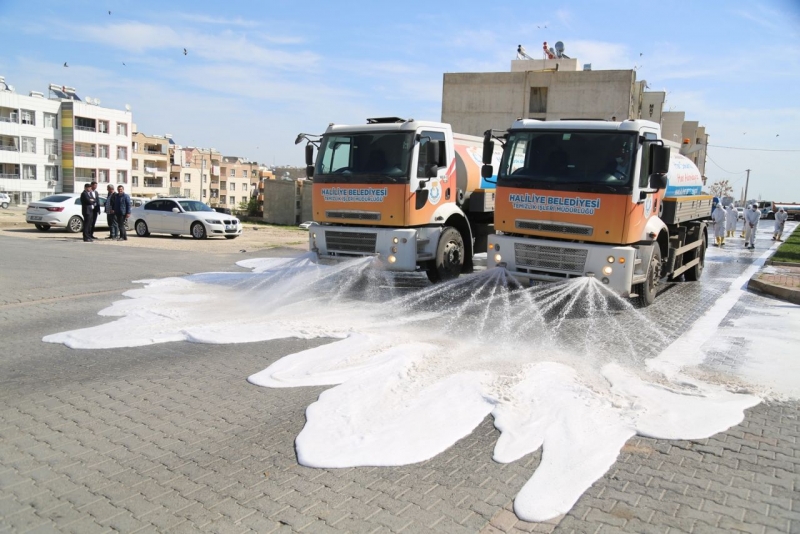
[45,230,799,522]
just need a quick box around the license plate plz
[225,225,234,230]
[30,216,42,221]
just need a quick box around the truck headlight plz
[393,237,399,244]
[494,253,502,263]
[388,255,397,264]
[602,266,613,276]
[607,256,615,263]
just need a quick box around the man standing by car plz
[90,181,101,239]
[105,184,119,240]
[80,183,95,242]
[112,185,132,241]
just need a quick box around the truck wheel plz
[683,233,706,282]
[634,247,662,307]
[766,212,775,220]
[426,227,464,283]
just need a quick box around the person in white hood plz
[712,203,727,246]
[725,205,738,237]
[744,204,760,249]
[773,207,789,241]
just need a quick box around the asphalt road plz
[0,233,797,534]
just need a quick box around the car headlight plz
[204,219,222,224]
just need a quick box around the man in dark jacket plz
[90,181,101,239]
[112,185,133,241]
[105,184,119,239]
[80,183,95,242]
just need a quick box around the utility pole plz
[742,169,750,206]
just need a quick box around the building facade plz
[217,157,259,210]
[131,132,170,198]
[0,78,132,204]
[169,146,220,202]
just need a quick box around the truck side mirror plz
[481,164,494,179]
[305,144,314,166]
[426,139,440,167]
[649,173,667,190]
[650,145,670,175]
[482,131,494,164]
[306,165,314,178]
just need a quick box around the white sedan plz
[132,198,242,239]
[26,193,108,233]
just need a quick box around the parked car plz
[132,198,242,239]
[298,221,314,230]
[736,207,744,220]
[26,193,108,233]
[213,207,232,215]
[0,192,10,209]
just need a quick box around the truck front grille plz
[514,243,588,274]
[515,219,593,236]
[326,210,381,221]
[325,231,377,254]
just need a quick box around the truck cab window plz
[417,131,446,178]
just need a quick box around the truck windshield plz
[498,131,637,192]
[315,132,413,183]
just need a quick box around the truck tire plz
[634,247,662,307]
[683,233,706,282]
[426,227,464,283]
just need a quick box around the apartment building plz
[131,131,171,198]
[217,156,258,210]
[0,78,132,204]
[170,146,220,202]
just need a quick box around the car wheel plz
[191,222,207,239]
[135,220,150,237]
[225,235,238,239]
[66,216,83,233]
[35,224,51,231]
[1,202,8,209]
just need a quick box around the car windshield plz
[316,132,412,180]
[498,131,637,191]
[41,195,73,203]
[178,200,214,212]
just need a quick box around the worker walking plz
[712,201,726,246]
[725,205,738,238]
[744,204,760,249]
[773,207,789,241]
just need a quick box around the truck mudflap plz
[308,224,421,271]
[487,234,637,296]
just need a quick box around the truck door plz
[624,133,659,243]
[407,130,447,226]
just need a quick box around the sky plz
[44,225,800,521]
[1,0,799,200]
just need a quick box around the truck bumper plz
[487,234,637,296]
[308,224,425,272]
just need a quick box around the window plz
[144,200,161,211]
[201,159,207,168]
[22,164,37,180]
[132,142,139,152]
[221,181,227,190]
[44,113,58,129]
[220,195,226,204]
[243,170,248,178]
[230,182,235,191]
[416,131,446,178]
[117,146,127,160]
[21,137,36,154]
[202,189,207,198]
[184,173,191,182]
[229,168,235,177]
[639,133,658,188]
[99,169,110,183]
[75,142,96,157]
[184,188,191,197]
[529,87,548,114]
[117,170,127,184]
[242,196,247,204]
[46,166,59,182]
[98,120,109,134]
[44,139,59,155]
[75,168,96,180]
[242,183,248,191]
[116,123,127,136]
[75,117,96,131]
[203,174,207,183]
[229,197,235,205]
[132,159,138,170]
[132,176,139,186]
[98,145,109,158]
[20,110,35,125]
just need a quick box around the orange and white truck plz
[297,117,502,282]
[481,119,711,306]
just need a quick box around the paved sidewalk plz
[749,263,800,305]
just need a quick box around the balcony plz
[75,125,96,132]
[75,149,96,157]
[0,173,19,179]
[0,115,17,124]
[0,144,18,152]
[144,178,165,188]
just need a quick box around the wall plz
[263,179,299,225]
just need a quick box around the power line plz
[705,153,747,175]
[708,144,800,152]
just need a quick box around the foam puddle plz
[44,237,799,522]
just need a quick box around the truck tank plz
[660,153,711,225]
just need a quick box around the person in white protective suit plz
[725,205,738,238]
[712,202,727,246]
[744,204,760,249]
[773,207,789,241]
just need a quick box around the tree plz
[238,197,260,216]
[708,180,733,198]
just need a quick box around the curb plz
[768,260,800,268]
[748,275,800,305]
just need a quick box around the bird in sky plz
[640,52,643,57]
[122,62,126,66]
[776,134,780,137]
[63,62,68,67]
[183,48,188,56]
[108,10,111,15]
